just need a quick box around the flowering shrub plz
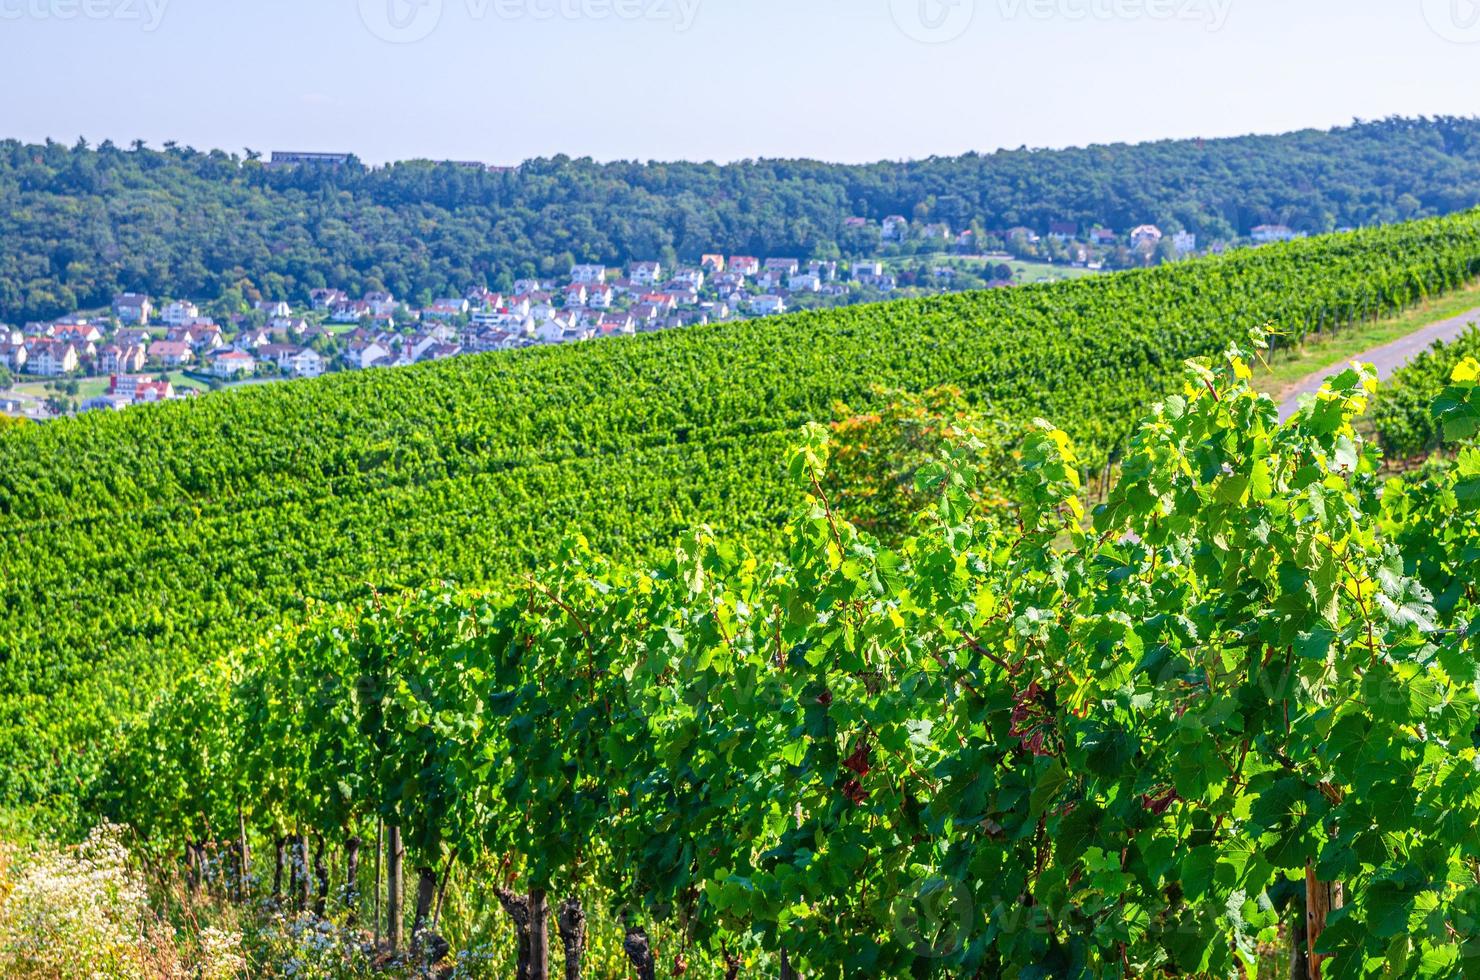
[243,913,377,980]
[0,824,248,979]
[0,824,158,977]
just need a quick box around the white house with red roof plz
[210,349,257,379]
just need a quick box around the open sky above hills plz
[3,0,1479,165]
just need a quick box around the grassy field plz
[873,251,1100,285]
[1253,278,1480,398]
[2,370,211,408]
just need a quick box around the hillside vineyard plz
[3,212,1480,819]
[106,352,1480,976]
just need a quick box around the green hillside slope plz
[3,212,1480,822]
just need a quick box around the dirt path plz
[1277,306,1480,421]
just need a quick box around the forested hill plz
[3,116,1480,322]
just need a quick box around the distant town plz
[0,211,1312,420]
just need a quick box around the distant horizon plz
[18,113,1476,170]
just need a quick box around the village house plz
[331,300,373,324]
[209,349,257,379]
[466,287,502,309]
[748,294,787,316]
[261,345,325,378]
[237,327,274,349]
[630,262,662,286]
[161,301,200,326]
[110,374,174,404]
[599,312,636,335]
[1173,231,1198,256]
[1088,227,1119,246]
[98,344,147,375]
[418,343,463,363]
[670,268,706,290]
[639,293,677,314]
[1130,225,1164,249]
[26,339,81,376]
[586,284,614,309]
[113,293,153,325]
[1048,221,1079,243]
[289,348,325,378]
[81,393,136,413]
[349,341,393,369]
[1251,224,1298,244]
[255,299,293,319]
[727,256,761,276]
[53,323,104,345]
[789,272,822,293]
[310,289,348,311]
[173,324,225,351]
[269,316,310,335]
[425,298,470,320]
[881,216,909,241]
[148,340,194,367]
[757,268,788,291]
[569,264,608,285]
[364,292,399,317]
[700,254,726,273]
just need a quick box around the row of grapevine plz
[106,351,1480,976]
[1370,325,1480,458]
[6,212,1480,822]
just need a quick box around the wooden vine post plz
[1304,862,1343,980]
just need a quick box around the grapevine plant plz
[107,349,1480,977]
[8,212,1480,821]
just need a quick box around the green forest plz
[2,116,1479,322]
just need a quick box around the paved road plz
[1278,306,1480,421]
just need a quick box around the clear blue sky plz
[2,0,1477,164]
